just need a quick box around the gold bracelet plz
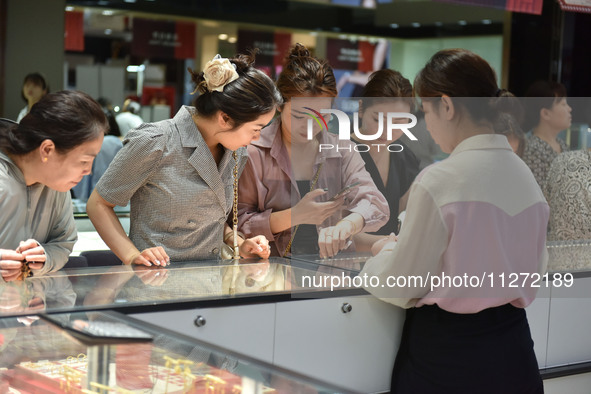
[338,218,357,234]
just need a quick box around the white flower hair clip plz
[202,54,239,93]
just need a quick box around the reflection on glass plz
[0,272,75,319]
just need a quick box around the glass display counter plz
[0,310,353,393]
[2,243,590,393]
[0,257,398,393]
[0,257,363,320]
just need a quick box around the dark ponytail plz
[414,49,520,130]
[0,90,107,156]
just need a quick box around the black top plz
[290,180,320,255]
[355,140,419,235]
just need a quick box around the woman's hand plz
[371,233,398,256]
[128,247,170,267]
[17,239,46,271]
[318,220,355,259]
[292,189,345,226]
[239,235,271,259]
[0,249,25,281]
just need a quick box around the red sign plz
[434,0,543,14]
[65,11,84,52]
[132,18,195,59]
[237,30,292,79]
[326,38,378,71]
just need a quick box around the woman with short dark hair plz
[0,90,107,280]
[16,72,49,123]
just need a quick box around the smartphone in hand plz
[329,182,361,201]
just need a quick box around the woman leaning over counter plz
[237,43,388,258]
[0,91,107,280]
[362,49,548,393]
[87,53,282,266]
[352,69,420,252]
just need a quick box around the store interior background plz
[1,0,590,124]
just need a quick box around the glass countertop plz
[0,257,364,319]
[290,252,372,272]
[0,310,353,393]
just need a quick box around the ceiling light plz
[65,6,74,11]
[481,19,492,24]
[411,22,421,28]
[228,37,237,44]
[218,33,228,40]
[104,29,112,35]
[458,20,468,25]
[102,10,114,15]
[390,23,399,29]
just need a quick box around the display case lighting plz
[390,23,399,29]
[104,29,112,35]
[218,33,228,40]
[411,22,421,28]
[228,37,237,44]
[458,20,468,25]
[481,19,492,24]
[127,65,146,72]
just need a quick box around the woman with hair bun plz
[0,90,107,280]
[87,53,282,266]
[237,43,388,258]
[362,49,547,393]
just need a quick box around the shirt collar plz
[450,134,512,157]
[177,106,203,148]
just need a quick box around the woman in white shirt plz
[363,49,547,393]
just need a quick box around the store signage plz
[237,30,291,78]
[132,18,195,59]
[433,0,543,15]
[326,39,377,73]
[557,0,591,13]
[65,11,84,52]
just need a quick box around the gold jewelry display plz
[19,261,32,280]
[284,163,324,256]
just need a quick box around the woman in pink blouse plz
[237,43,388,258]
[363,49,547,393]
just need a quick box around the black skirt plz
[391,304,543,394]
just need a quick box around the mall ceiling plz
[66,0,505,38]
